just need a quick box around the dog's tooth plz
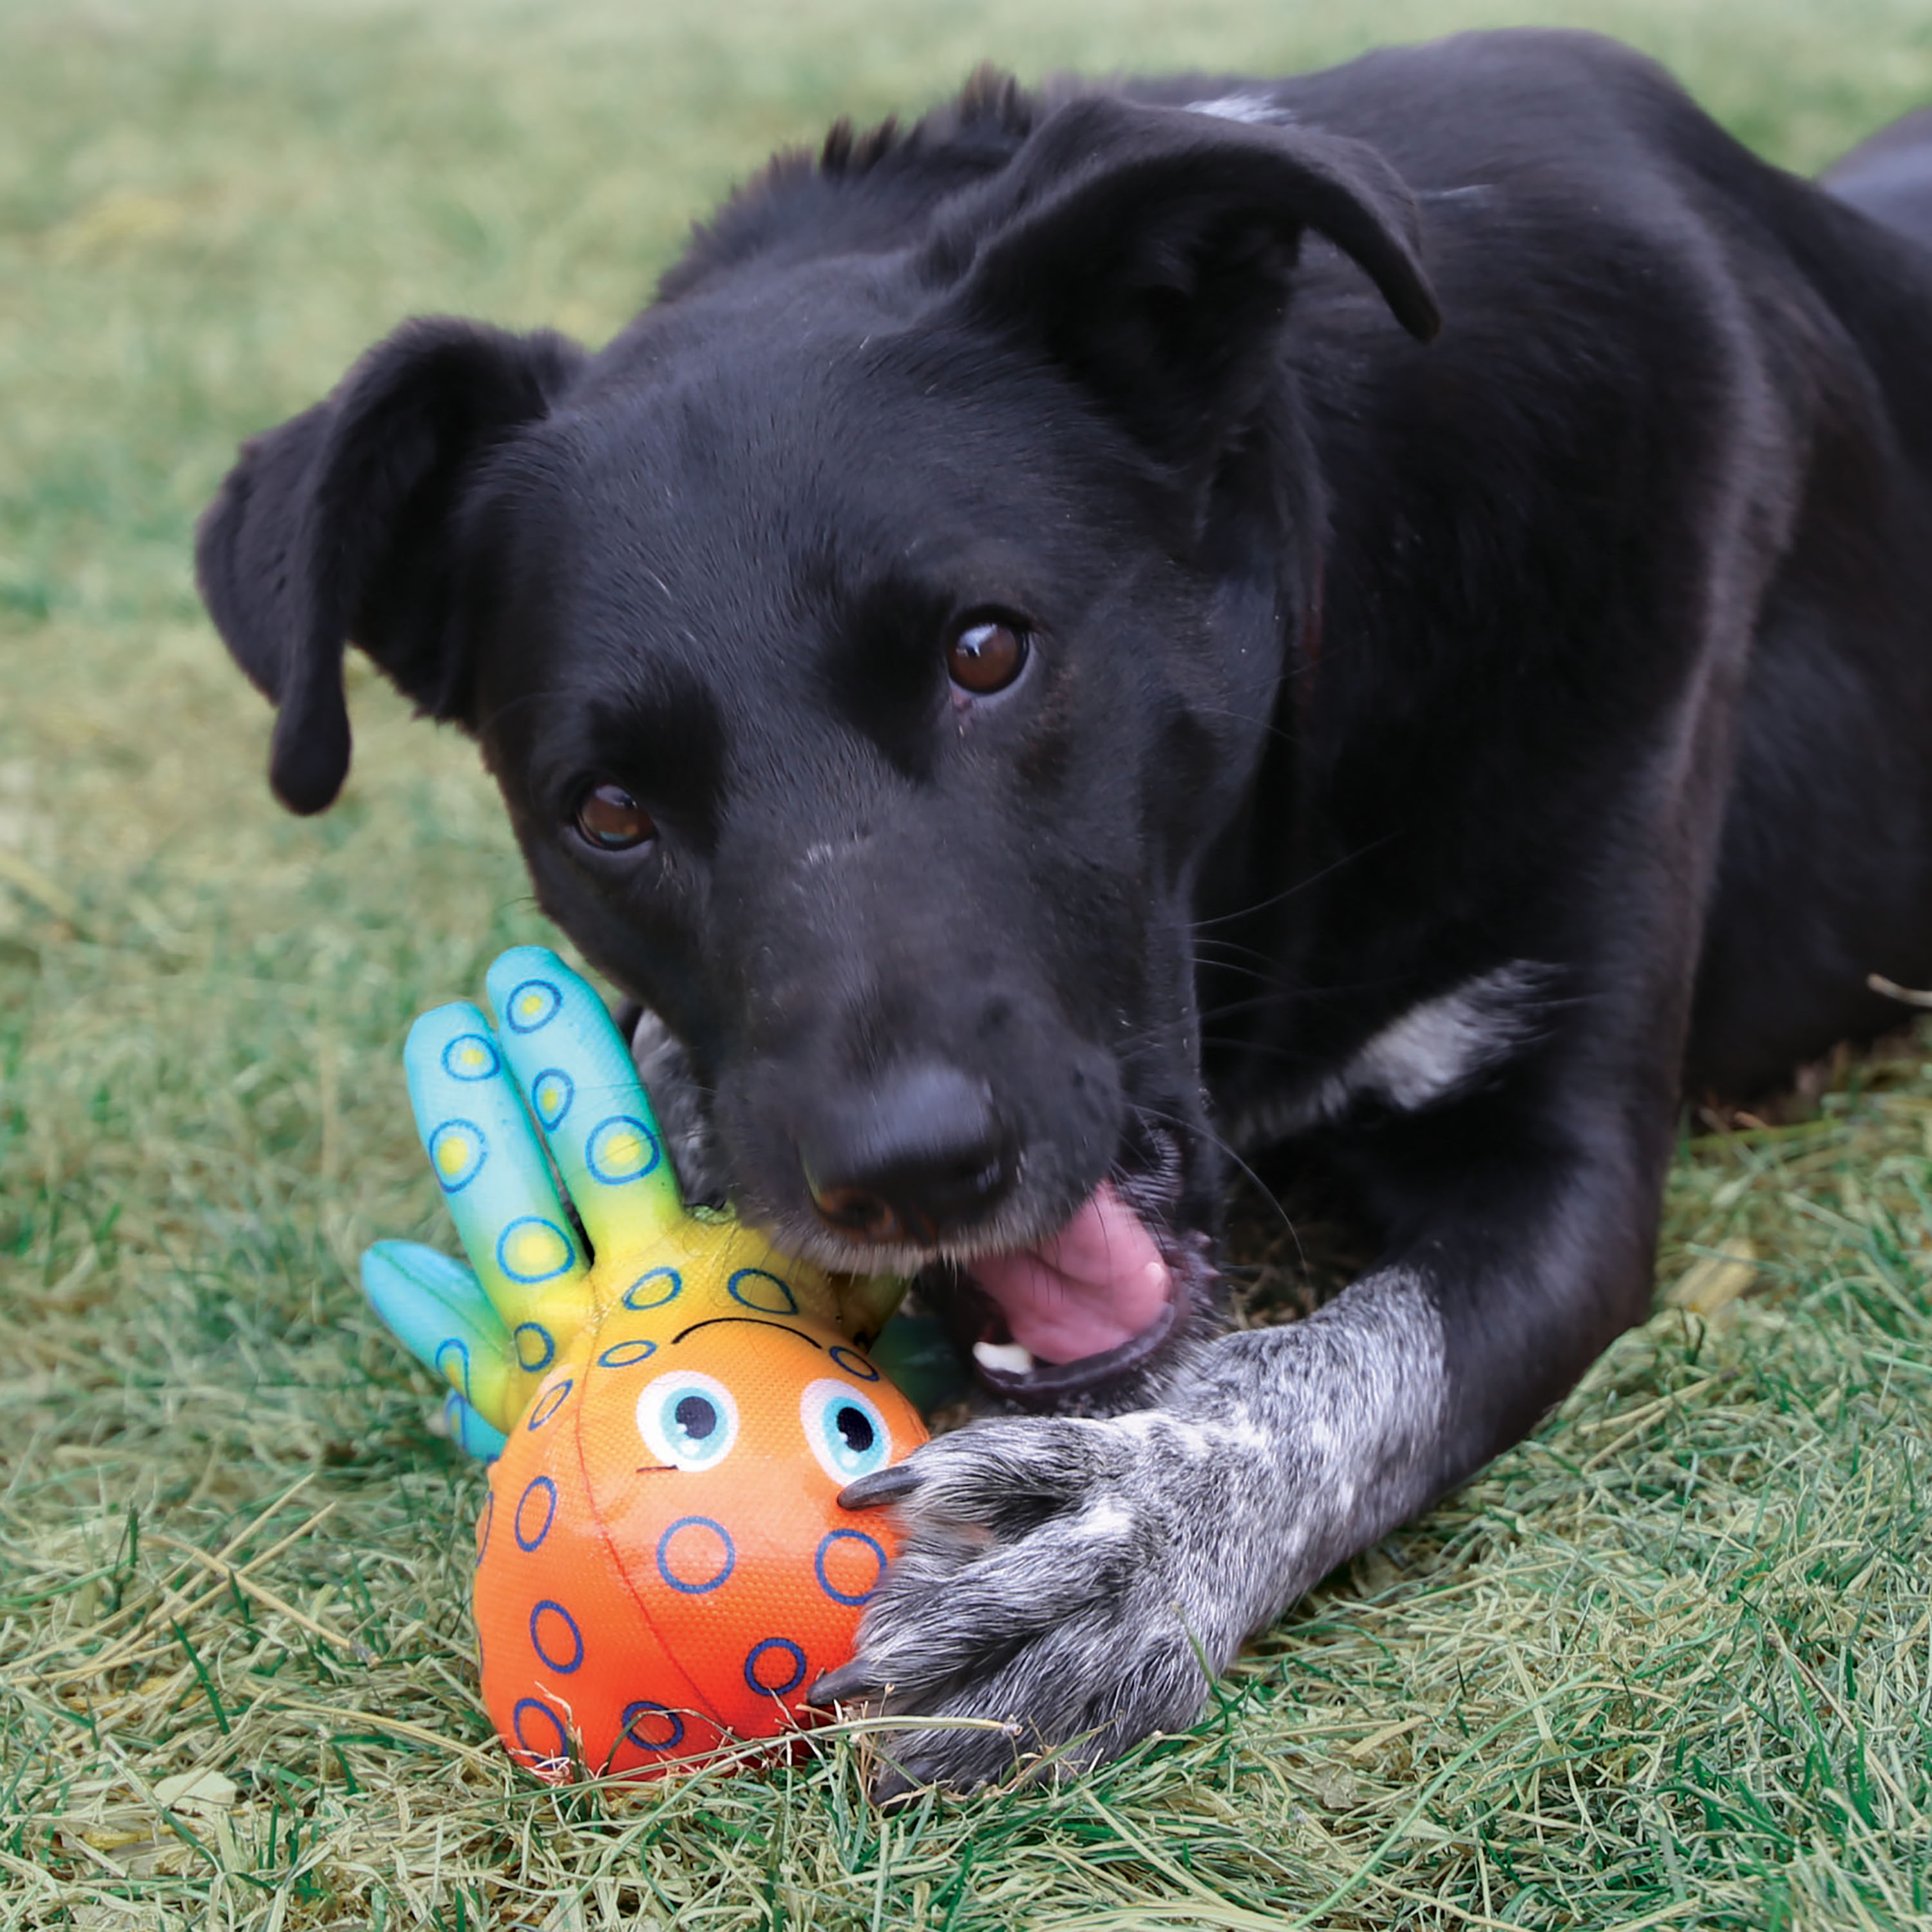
[972,1338,1036,1376]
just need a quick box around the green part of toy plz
[867,1312,973,1414]
[361,946,914,1455]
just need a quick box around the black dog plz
[197,30,1932,1791]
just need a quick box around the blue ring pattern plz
[620,1701,687,1755]
[656,1516,736,1595]
[427,1119,486,1192]
[511,1698,568,1761]
[814,1528,889,1606]
[441,1034,500,1081]
[531,1068,574,1131]
[828,1345,881,1382]
[496,1215,576,1285]
[744,1637,808,1698]
[527,1379,574,1430]
[585,1115,661,1185]
[514,1322,556,1372]
[515,1476,557,1551]
[530,1599,584,1674]
[621,1267,682,1312]
[596,1338,657,1369]
[504,979,562,1033]
[434,1336,472,1397]
[728,1268,799,1316]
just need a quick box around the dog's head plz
[199,84,1435,1405]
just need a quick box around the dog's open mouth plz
[964,1181,1182,1394]
[943,1139,1216,1403]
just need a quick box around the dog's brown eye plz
[947,620,1028,696]
[574,782,655,851]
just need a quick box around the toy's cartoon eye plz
[800,1378,893,1486]
[636,1370,739,1472]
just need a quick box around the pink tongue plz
[968,1182,1172,1365]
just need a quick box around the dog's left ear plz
[196,317,586,815]
[929,95,1439,468]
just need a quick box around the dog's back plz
[1825,106,1932,254]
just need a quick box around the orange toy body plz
[475,1286,925,1775]
[361,947,925,1777]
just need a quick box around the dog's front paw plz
[809,1414,1249,1795]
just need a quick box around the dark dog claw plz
[840,1464,922,1510]
[807,1662,880,1707]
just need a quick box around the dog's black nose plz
[800,1063,1016,1245]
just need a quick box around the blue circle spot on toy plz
[621,1267,681,1312]
[728,1268,798,1316]
[515,1475,557,1551]
[531,1068,574,1131]
[828,1345,881,1382]
[514,1322,556,1372]
[530,1599,584,1674]
[505,979,562,1034]
[657,1517,735,1595]
[597,1338,657,1369]
[442,1034,500,1082]
[527,1379,574,1430]
[744,1637,808,1698]
[497,1217,574,1285]
[511,1698,569,1761]
[476,1491,494,1566]
[434,1336,472,1396]
[427,1119,486,1191]
[815,1529,889,1606]
[620,1701,687,1755]
[585,1115,659,1186]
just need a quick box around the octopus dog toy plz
[360,945,924,1777]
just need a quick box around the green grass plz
[3,0,1931,1924]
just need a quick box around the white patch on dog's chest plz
[1235,960,1553,1148]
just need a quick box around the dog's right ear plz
[196,317,585,814]
[922,95,1438,480]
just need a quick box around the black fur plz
[198,31,1932,1787]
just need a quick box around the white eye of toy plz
[636,1370,739,1472]
[800,1378,893,1486]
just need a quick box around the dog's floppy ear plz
[196,317,585,814]
[928,95,1438,468]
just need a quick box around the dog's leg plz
[813,1117,1660,1794]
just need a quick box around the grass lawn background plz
[2,0,1930,1924]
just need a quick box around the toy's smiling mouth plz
[672,1316,822,1347]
